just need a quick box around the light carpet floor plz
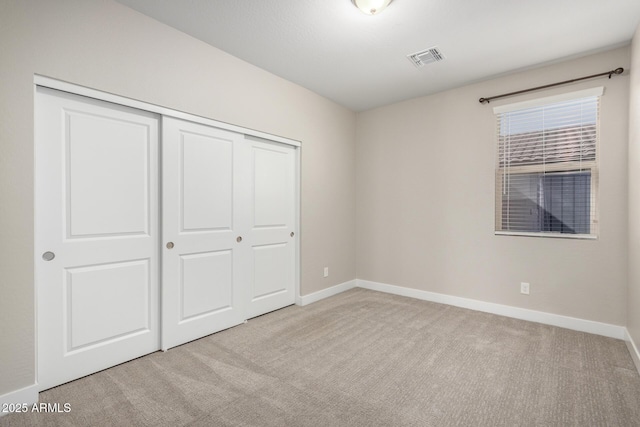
[3,288,640,426]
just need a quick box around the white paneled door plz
[36,87,160,390]
[245,137,297,319]
[161,118,248,350]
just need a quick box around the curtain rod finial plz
[479,98,489,104]
[609,67,624,78]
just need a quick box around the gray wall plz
[0,0,357,395]
[628,26,640,357]
[356,47,630,326]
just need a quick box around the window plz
[495,88,600,237]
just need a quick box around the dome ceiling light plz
[351,0,394,15]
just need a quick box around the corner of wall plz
[626,328,640,374]
[627,22,640,367]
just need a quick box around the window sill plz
[495,231,597,240]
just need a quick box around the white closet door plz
[36,87,160,390]
[162,117,248,350]
[245,137,297,319]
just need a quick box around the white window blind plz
[495,90,600,237]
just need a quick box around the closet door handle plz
[290,232,294,237]
[42,251,55,261]
[166,242,174,249]
[236,236,243,243]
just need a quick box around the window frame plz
[493,87,601,239]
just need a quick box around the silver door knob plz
[236,236,243,243]
[290,232,295,237]
[42,251,55,261]
[166,242,174,249]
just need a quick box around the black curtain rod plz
[478,67,624,104]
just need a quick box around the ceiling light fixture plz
[351,0,394,15]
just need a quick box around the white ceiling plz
[116,0,640,112]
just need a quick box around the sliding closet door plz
[162,121,298,348]
[36,87,160,390]
[162,118,248,350]
[245,137,297,319]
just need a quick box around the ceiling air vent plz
[407,47,445,68]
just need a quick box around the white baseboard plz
[0,384,38,417]
[296,279,357,306]
[357,279,626,340]
[294,278,627,341]
[626,329,640,375]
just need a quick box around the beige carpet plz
[3,288,640,426]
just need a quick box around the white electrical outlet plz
[323,267,329,278]
[520,282,530,295]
